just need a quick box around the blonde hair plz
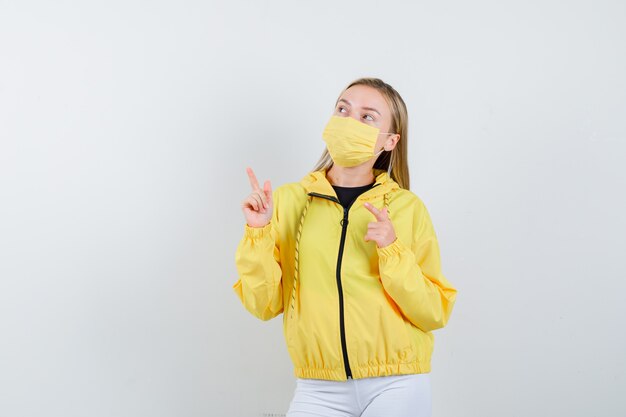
[311,77,411,190]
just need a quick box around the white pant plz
[286,373,432,417]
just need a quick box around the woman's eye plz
[363,114,374,121]
[338,107,347,113]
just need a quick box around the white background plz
[1,1,625,416]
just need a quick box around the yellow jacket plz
[233,168,457,381]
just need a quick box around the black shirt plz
[331,181,376,209]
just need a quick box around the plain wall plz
[1,1,625,416]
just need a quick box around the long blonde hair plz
[311,77,411,190]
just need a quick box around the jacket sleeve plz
[376,199,457,332]
[232,189,284,321]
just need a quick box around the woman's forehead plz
[340,85,388,113]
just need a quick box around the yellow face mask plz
[322,115,393,167]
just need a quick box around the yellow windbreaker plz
[233,168,457,381]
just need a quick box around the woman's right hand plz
[241,167,273,228]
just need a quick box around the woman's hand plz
[363,202,397,248]
[241,167,273,228]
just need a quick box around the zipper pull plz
[340,208,349,227]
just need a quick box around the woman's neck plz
[326,164,375,187]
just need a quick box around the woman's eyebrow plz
[362,106,381,116]
[338,99,381,116]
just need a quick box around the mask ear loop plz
[376,132,394,177]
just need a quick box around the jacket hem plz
[294,361,431,381]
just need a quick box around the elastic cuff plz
[376,237,407,259]
[244,221,272,239]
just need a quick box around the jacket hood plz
[299,167,401,202]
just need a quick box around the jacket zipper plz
[337,205,352,379]
[308,185,380,380]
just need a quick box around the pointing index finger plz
[364,202,386,221]
[246,167,261,191]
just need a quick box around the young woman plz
[233,78,457,417]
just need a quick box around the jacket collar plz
[299,167,400,202]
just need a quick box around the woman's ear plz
[386,134,400,150]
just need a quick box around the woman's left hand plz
[363,202,397,248]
